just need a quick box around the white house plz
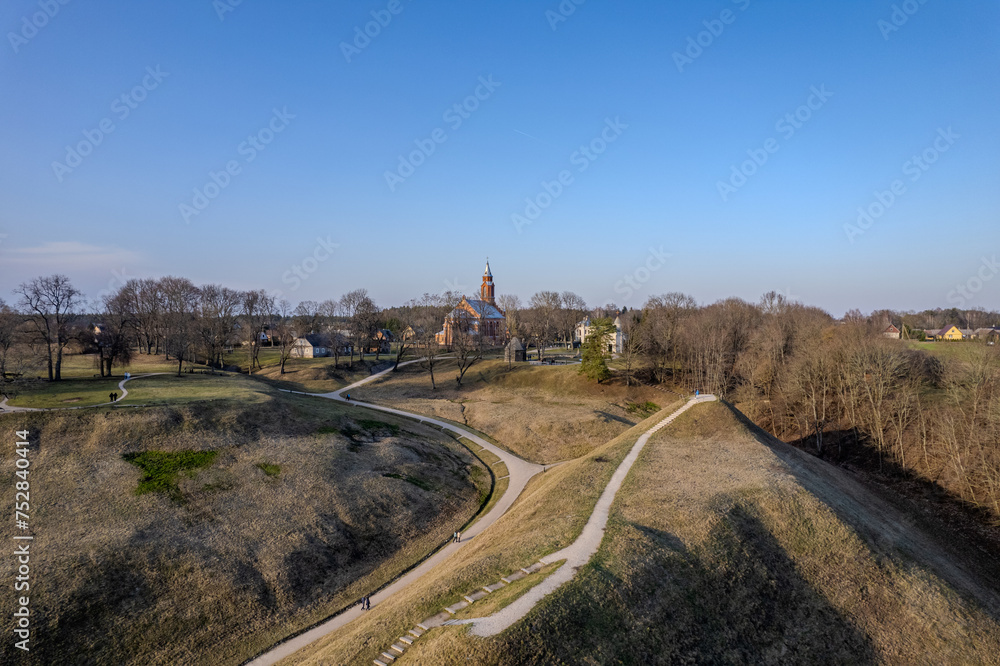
[574,315,625,354]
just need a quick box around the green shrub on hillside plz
[256,462,281,477]
[123,450,218,500]
[626,401,660,415]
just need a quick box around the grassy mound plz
[286,401,685,665]
[298,401,1000,664]
[254,357,388,393]
[0,386,487,666]
[352,360,671,463]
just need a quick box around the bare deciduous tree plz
[497,293,522,341]
[97,290,135,377]
[340,289,371,367]
[121,278,165,355]
[293,300,321,334]
[410,293,453,389]
[240,289,275,373]
[272,299,298,375]
[452,298,497,386]
[15,274,81,381]
[196,284,240,372]
[523,290,561,360]
[0,300,31,399]
[643,293,696,384]
[618,309,645,386]
[559,291,588,347]
[159,277,200,376]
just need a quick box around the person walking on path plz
[456,531,461,543]
[109,392,115,403]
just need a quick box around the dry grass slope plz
[392,402,1000,665]
[0,387,487,666]
[352,360,669,463]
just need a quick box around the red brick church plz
[436,261,506,345]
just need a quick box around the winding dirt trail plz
[0,372,164,413]
[248,359,545,666]
[455,394,717,636]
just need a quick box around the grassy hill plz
[0,379,488,665]
[292,401,1000,665]
[352,359,673,463]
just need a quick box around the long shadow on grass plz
[32,537,280,666]
[496,505,876,665]
[593,410,635,426]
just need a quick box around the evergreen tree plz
[579,317,615,383]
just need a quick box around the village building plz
[938,325,966,341]
[574,315,625,354]
[436,262,506,345]
[924,325,973,341]
[972,327,1000,342]
[290,333,332,358]
[882,324,901,339]
[364,329,393,355]
[505,336,526,363]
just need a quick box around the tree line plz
[0,275,595,393]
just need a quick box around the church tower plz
[480,259,495,306]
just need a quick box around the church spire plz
[481,259,495,306]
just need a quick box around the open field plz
[6,376,124,408]
[8,368,264,410]
[253,356,391,394]
[5,352,216,408]
[52,352,208,378]
[392,402,1000,665]
[0,390,488,666]
[904,339,986,364]
[120,372,269,406]
[351,359,673,463]
[6,351,384,409]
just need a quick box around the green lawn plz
[6,377,123,409]
[53,352,210,378]
[119,373,270,405]
[904,340,982,364]
[7,372,267,410]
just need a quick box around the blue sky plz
[1,0,998,316]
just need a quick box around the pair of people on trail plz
[360,596,370,610]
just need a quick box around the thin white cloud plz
[1,241,142,271]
